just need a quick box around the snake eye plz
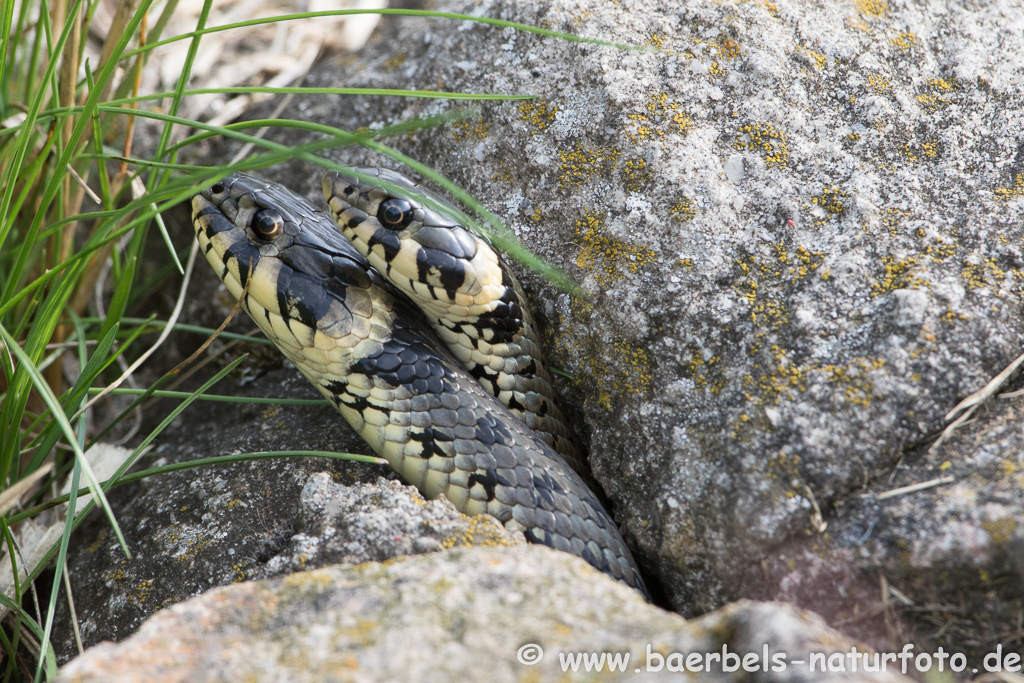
[377,197,414,230]
[253,209,284,240]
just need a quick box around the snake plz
[191,173,648,597]
[320,168,587,477]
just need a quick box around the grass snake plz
[191,172,648,596]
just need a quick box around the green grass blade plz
[22,355,250,586]
[0,323,130,559]
[23,325,120,475]
[0,0,88,253]
[33,441,82,682]
[151,0,212,180]
[1,0,156,319]
[0,0,14,117]
[78,317,272,346]
[87,387,329,405]
[121,9,646,62]
[9,450,382,524]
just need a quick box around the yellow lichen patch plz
[994,174,1024,202]
[814,187,847,214]
[899,143,918,164]
[916,78,955,110]
[557,143,621,190]
[981,518,1017,548]
[708,62,727,77]
[622,157,652,192]
[574,210,657,286]
[899,140,940,163]
[847,133,861,143]
[685,346,725,394]
[797,46,826,70]
[489,161,513,185]
[734,123,789,166]
[847,16,872,32]
[866,74,891,94]
[440,516,516,549]
[281,570,333,600]
[890,32,918,51]
[518,100,558,133]
[880,207,912,237]
[871,255,930,296]
[855,0,889,17]
[739,0,780,17]
[736,353,887,436]
[382,51,407,71]
[766,450,801,482]
[939,307,969,324]
[610,341,651,397]
[732,245,825,338]
[646,34,664,49]
[231,563,247,583]
[747,285,788,329]
[131,579,154,605]
[670,197,697,222]
[718,36,742,59]
[531,208,542,222]
[736,347,808,423]
[451,118,490,142]
[961,255,1006,292]
[559,299,654,409]
[808,187,848,226]
[625,93,691,144]
[734,245,824,326]
[819,357,885,407]
[677,258,695,269]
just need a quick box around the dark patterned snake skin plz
[191,173,647,596]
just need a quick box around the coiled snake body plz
[192,173,647,596]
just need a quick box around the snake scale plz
[191,172,648,596]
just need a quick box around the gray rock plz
[51,365,516,661]
[56,546,911,683]
[204,0,1024,657]
[264,472,521,576]
[58,0,1024,667]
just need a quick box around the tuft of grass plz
[0,2,638,676]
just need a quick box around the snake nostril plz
[211,182,226,194]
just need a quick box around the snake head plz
[323,168,506,304]
[192,173,383,342]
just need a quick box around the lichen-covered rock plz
[206,0,1024,657]
[51,365,516,661]
[263,471,521,576]
[56,546,910,683]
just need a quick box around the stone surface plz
[57,546,911,683]
[199,0,1024,659]
[57,0,1024,668]
[51,364,517,661]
